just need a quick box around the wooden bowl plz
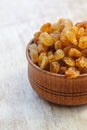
[26,40,87,106]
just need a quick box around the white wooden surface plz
[0,0,87,129]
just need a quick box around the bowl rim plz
[26,39,87,78]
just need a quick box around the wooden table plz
[0,0,87,129]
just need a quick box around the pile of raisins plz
[28,18,87,78]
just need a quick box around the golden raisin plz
[40,56,48,69]
[60,28,72,47]
[57,18,73,29]
[66,30,78,45]
[65,67,80,78]
[48,55,55,63]
[47,53,55,63]
[30,49,38,63]
[38,52,46,66]
[63,46,72,56]
[28,43,37,50]
[78,36,87,49]
[54,40,62,50]
[68,48,82,58]
[40,23,52,33]
[39,32,54,46]
[63,57,75,66]
[76,56,87,68]
[54,49,65,60]
[76,21,87,29]
[60,66,67,74]
[37,43,48,53]
[50,61,60,73]
[63,45,79,55]
[77,28,84,40]
[51,23,60,31]
[70,26,78,35]
[34,32,41,41]
[50,32,60,42]
[30,18,87,78]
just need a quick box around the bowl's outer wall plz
[27,41,87,106]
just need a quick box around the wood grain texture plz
[26,40,87,106]
[27,41,87,106]
[0,0,87,129]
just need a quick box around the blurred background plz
[1,0,87,40]
[0,0,87,130]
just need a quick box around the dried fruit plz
[40,23,52,33]
[30,49,38,63]
[50,62,60,73]
[63,57,75,66]
[63,46,72,56]
[78,36,87,49]
[28,43,37,50]
[68,48,82,58]
[50,32,60,42]
[39,32,54,46]
[70,26,78,35]
[52,23,60,31]
[60,66,67,74]
[37,43,48,53]
[40,56,48,69]
[76,56,87,68]
[28,18,87,78]
[57,18,73,29]
[38,52,46,66]
[60,28,72,47]
[54,40,62,50]
[66,30,78,45]
[54,49,65,60]
[34,32,41,41]
[76,21,87,29]
[65,67,80,78]
[77,28,84,40]
[47,52,55,63]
